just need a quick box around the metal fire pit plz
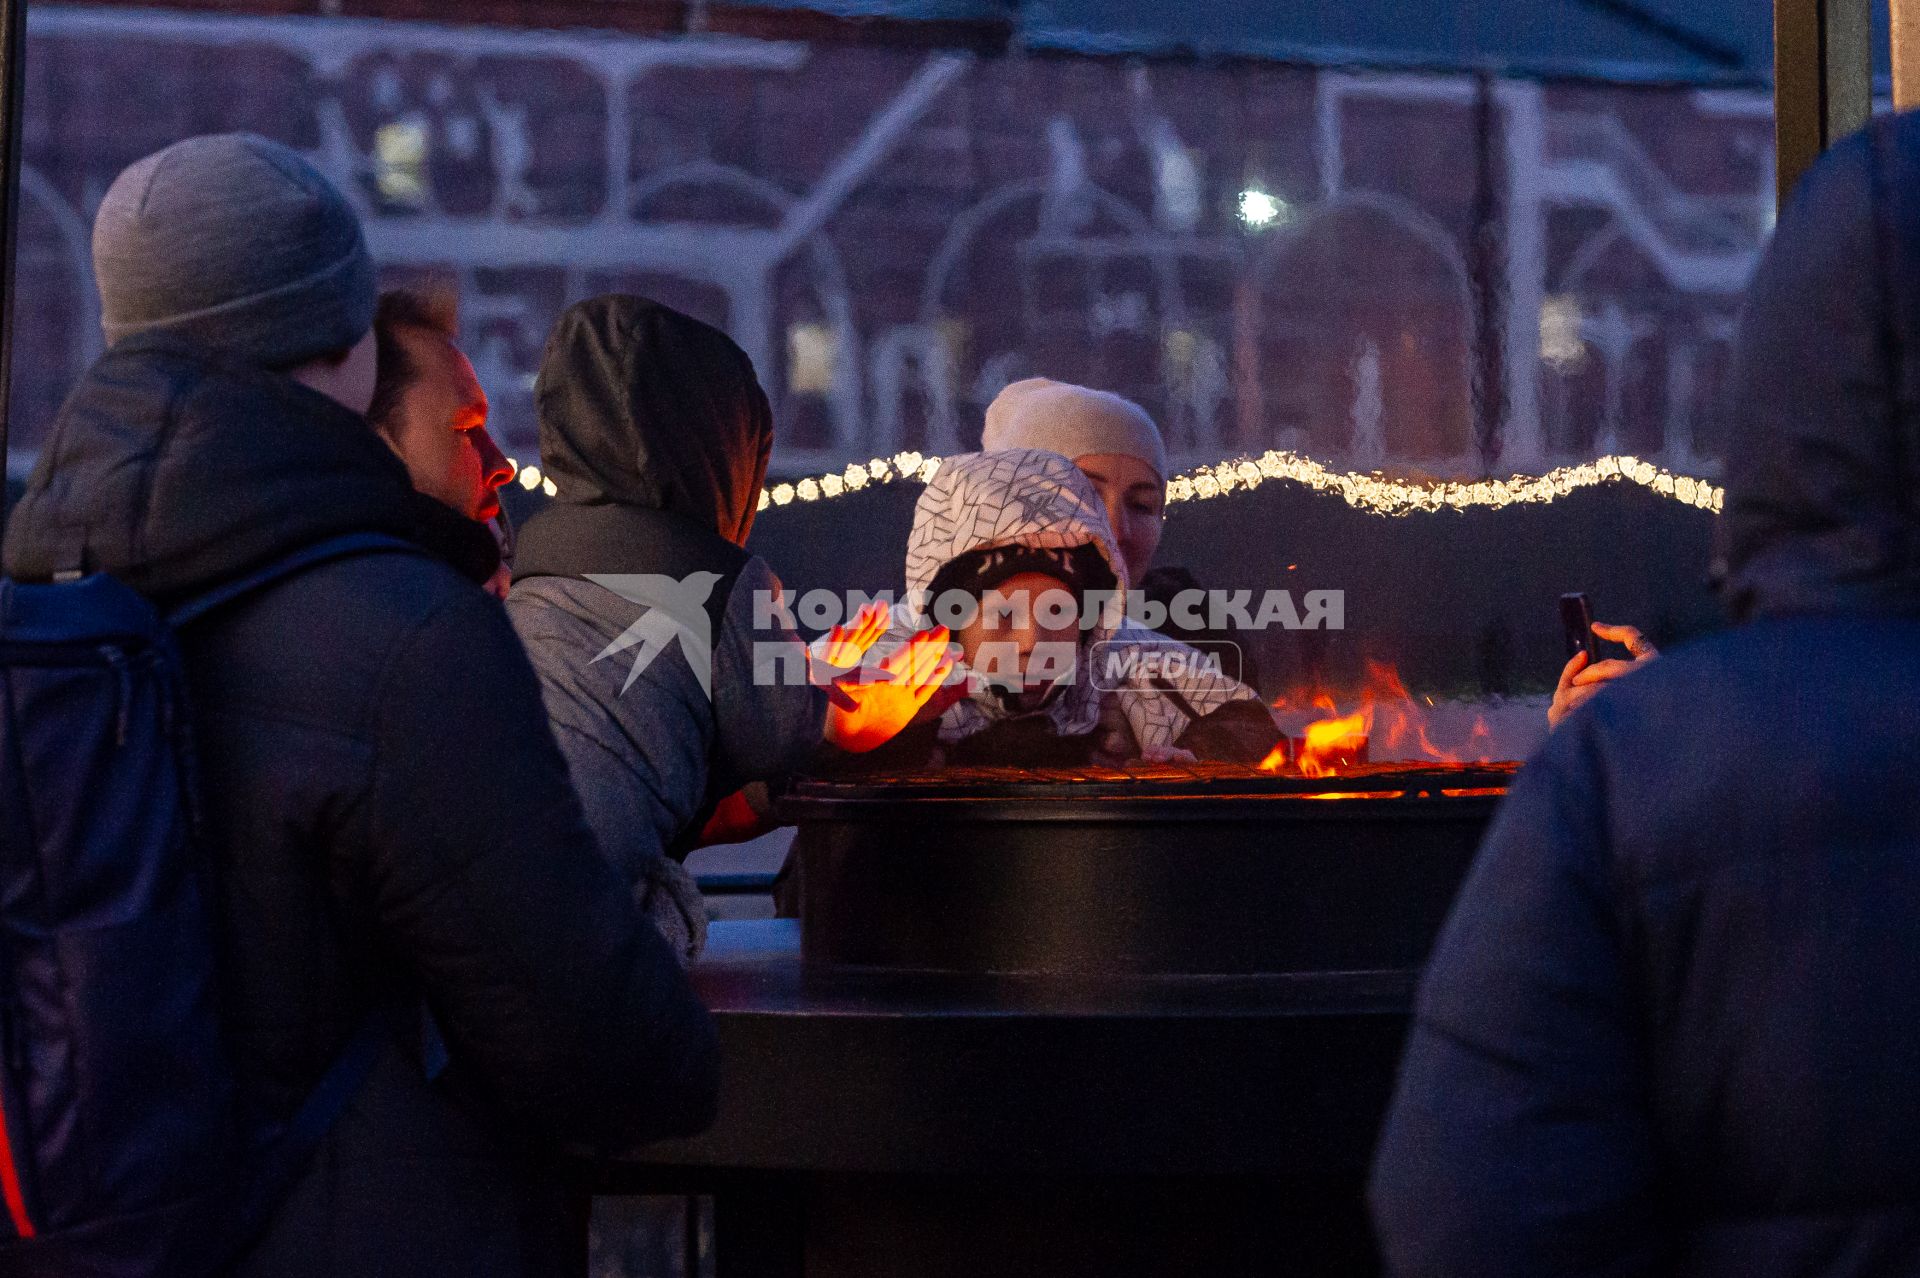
[611,761,1517,1278]
[786,761,1517,979]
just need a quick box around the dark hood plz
[2,336,498,605]
[535,295,772,547]
[1720,113,1920,623]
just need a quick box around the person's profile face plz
[384,326,512,523]
[1074,453,1164,584]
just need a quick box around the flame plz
[1298,711,1369,778]
[1259,660,1495,778]
[1301,790,1408,800]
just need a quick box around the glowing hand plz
[824,626,962,753]
[816,602,891,670]
[1549,622,1658,729]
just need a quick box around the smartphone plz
[1560,592,1598,662]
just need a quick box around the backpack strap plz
[191,1013,389,1278]
[168,533,421,628]
[251,1014,389,1209]
[158,532,419,1270]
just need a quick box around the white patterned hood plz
[884,449,1261,754]
[903,448,1126,642]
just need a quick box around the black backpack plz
[0,533,415,1276]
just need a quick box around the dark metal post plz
[0,0,25,544]
[1468,70,1507,475]
[1775,0,1874,208]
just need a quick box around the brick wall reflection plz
[12,8,1771,478]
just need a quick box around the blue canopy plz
[744,0,1890,87]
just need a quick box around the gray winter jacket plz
[507,297,826,961]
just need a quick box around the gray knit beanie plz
[91,133,376,368]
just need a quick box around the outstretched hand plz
[1549,622,1658,729]
[816,601,891,670]
[823,626,963,753]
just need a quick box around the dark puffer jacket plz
[1370,115,1920,1276]
[3,336,720,1278]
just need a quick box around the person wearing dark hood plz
[3,134,718,1278]
[1370,113,1920,1277]
[507,295,949,961]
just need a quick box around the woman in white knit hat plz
[981,377,1169,585]
[981,376,1655,731]
[979,379,1264,761]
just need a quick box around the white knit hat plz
[981,378,1168,483]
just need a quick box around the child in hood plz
[847,449,1280,770]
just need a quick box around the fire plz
[1260,660,1495,778]
[1298,711,1369,778]
[1301,790,1408,800]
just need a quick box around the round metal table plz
[605,766,1508,1277]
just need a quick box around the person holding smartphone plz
[1548,610,1659,728]
[1373,112,1920,1276]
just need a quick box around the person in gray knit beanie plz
[91,132,376,370]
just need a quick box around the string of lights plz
[735,449,1724,517]
[756,451,942,511]
[1160,451,1725,516]
[508,460,559,498]
[506,448,1724,517]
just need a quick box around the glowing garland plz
[506,458,559,498]
[1161,451,1725,516]
[754,451,943,512]
[736,449,1724,517]
[505,448,1722,515]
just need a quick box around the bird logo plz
[583,572,725,699]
